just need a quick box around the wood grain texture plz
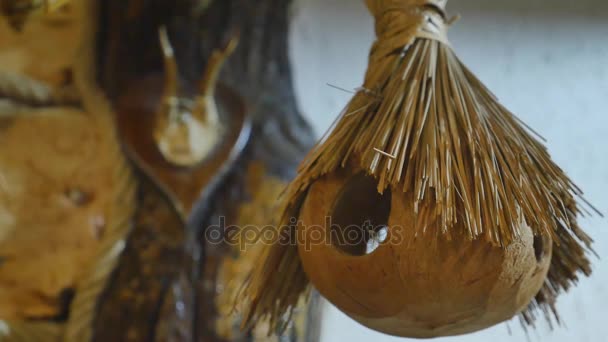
[92,175,188,342]
[115,74,250,217]
[94,0,321,341]
[0,110,125,321]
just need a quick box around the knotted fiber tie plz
[368,0,450,44]
[363,0,452,88]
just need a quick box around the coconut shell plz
[298,170,552,338]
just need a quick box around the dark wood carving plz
[92,0,319,341]
[115,78,250,217]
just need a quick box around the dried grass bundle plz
[240,0,597,333]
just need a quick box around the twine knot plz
[366,0,452,54]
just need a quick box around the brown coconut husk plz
[240,0,597,331]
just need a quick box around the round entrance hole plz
[533,234,551,263]
[329,173,391,256]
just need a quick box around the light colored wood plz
[0,109,128,321]
[298,170,551,338]
[0,1,139,340]
[0,1,81,87]
[0,0,73,30]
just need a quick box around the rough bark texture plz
[93,0,319,341]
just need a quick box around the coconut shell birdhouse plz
[240,0,598,338]
[296,169,554,338]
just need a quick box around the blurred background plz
[289,0,608,341]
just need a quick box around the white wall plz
[289,1,608,341]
